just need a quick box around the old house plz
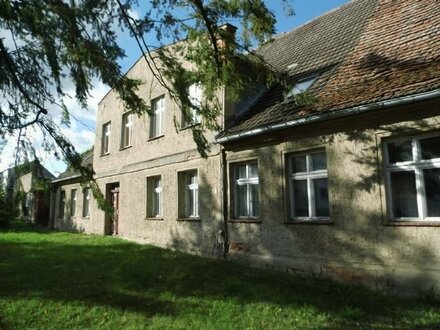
[52,0,440,295]
[1,160,54,225]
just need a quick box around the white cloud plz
[0,79,107,176]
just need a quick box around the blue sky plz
[0,0,351,176]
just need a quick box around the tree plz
[0,0,292,204]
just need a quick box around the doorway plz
[105,182,120,235]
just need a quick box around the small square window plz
[150,96,165,138]
[178,170,199,219]
[121,112,133,148]
[146,176,162,218]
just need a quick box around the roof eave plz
[215,89,440,144]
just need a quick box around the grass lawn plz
[1,224,440,329]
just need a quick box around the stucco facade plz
[51,0,440,296]
[223,99,440,295]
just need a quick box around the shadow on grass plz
[0,226,439,327]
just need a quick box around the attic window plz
[285,76,317,101]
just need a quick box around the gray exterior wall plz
[53,182,95,233]
[85,52,226,255]
[223,99,440,296]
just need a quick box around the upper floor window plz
[150,95,165,138]
[178,170,199,219]
[121,112,133,148]
[70,189,77,217]
[101,122,111,155]
[182,84,202,128]
[146,175,163,218]
[286,151,329,220]
[232,162,259,219]
[385,135,440,220]
[82,188,91,218]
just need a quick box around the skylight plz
[285,76,317,100]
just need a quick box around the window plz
[385,135,440,220]
[59,190,65,218]
[287,151,329,220]
[285,76,317,101]
[121,112,133,148]
[102,122,111,155]
[146,176,162,218]
[232,162,259,218]
[70,189,77,217]
[150,95,165,138]
[182,84,202,128]
[82,188,91,218]
[178,170,199,218]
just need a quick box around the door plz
[111,187,120,235]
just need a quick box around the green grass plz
[1,224,439,329]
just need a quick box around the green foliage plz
[0,181,16,227]
[1,228,440,329]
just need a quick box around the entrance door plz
[105,182,120,235]
[111,187,120,235]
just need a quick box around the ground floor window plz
[70,189,77,217]
[385,134,440,220]
[82,188,91,218]
[286,150,329,220]
[59,190,66,218]
[232,161,259,219]
[178,170,199,219]
[147,175,162,218]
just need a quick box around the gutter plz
[51,174,81,184]
[215,89,440,144]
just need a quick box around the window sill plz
[177,218,201,222]
[100,152,110,157]
[229,219,262,224]
[82,216,90,219]
[284,219,333,225]
[145,217,164,221]
[384,220,440,227]
[148,135,164,141]
[119,145,132,151]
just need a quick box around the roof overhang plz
[215,89,440,144]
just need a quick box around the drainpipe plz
[220,146,229,259]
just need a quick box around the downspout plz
[220,146,229,259]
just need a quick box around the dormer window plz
[285,76,317,101]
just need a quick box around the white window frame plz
[146,175,163,218]
[287,150,329,220]
[82,188,91,218]
[384,134,440,221]
[70,189,77,217]
[178,170,199,219]
[182,84,202,128]
[121,112,133,148]
[232,162,260,219]
[102,121,111,155]
[150,95,165,138]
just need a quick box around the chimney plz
[216,23,237,50]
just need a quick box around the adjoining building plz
[51,0,440,295]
